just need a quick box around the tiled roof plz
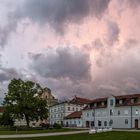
[90,97,107,103]
[65,111,82,119]
[49,101,68,107]
[83,93,140,110]
[115,94,140,99]
[115,94,140,107]
[69,96,92,104]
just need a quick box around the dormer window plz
[131,98,135,103]
[101,102,105,106]
[119,100,123,105]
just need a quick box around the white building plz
[49,96,91,126]
[49,93,140,129]
[64,111,82,127]
[82,94,140,129]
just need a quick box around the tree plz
[3,79,48,127]
[0,111,14,126]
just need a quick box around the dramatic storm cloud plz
[0,0,140,101]
[21,0,110,33]
[0,0,111,47]
[30,47,91,80]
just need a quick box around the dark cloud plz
[29,39,140,99]
[128,0,140,7]
[30,47,91,81]
[0,21,17,48]
[0,0,110,47]
[0,66,37,83]
[29,46,92,98]
[21,0,110,33]
[0,0,20,48]
[0,67,21,82]
[106,21,120,45]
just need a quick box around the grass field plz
[0,128,82,135]
[1,131,140,140]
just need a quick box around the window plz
[68,107,70,111]
[131,98,135,103]
[119,100,123,105]
[91,121,94,126]
[76,108,78,111]
[125,119,128,124]
[110,109,113,116]
[92,112,94,116]
[118,110,121,115]
[79,121,81,124]
[101,102,105,106]
[104,121,107,126]
[98,121,102,126]
[87,113,89,117]
[109,120,113,126]
[110,99,114,106]
[72,107,74,111]
[136,110,139,115]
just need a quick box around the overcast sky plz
[0,0,140,102]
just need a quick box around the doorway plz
[86,121,90,128]
[135,119,139,129]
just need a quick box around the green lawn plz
[0,128,83,135]
[1,131,140,140]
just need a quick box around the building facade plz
[82,94,140,129]
[49,96,91,126]
[64,111,82,127]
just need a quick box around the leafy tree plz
[0,111,14,126]
[3,79,48,127]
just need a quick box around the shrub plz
[53,123,61,129]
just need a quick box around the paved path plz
[0,130,89,138]
[113,129,140,132]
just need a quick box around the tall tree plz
[3,79,48,127]
[0,111,14,126]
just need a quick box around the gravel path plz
[0,130,89,138]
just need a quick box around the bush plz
[53,123,61,129]
[39,123,50,129]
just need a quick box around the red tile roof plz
[70,96,92,104]
[91,97,107,103]
[83,93,140,110]
[115,94,140,99]
[65,111,82,119]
